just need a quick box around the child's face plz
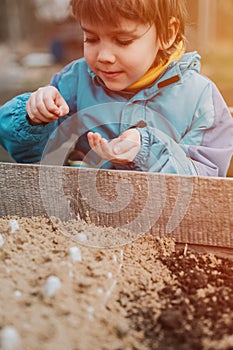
[81,18,162,91]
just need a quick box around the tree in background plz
[0,0,37,46]
[0,0,72,48]
[33,0,70,22]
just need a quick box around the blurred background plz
[0,0,233,173]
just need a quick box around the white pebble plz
[87,306,95,320]
[69,246,82,262]
[75,232,87,243]
[8,220,19,234]
[107,272,113,279]
[97,288,104,295]
[14,291,22,298]
[1,326,21,350]
[44,276,61,298]
[0,234,4,246]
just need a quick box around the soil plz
[0,216,233,350]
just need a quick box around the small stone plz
[44,276,62,298]
[107,272,113,279]
[69,246,82,262]
[87,306,95,321]
[97,288,104,295]
[174,288,182,297]
[1,325,21,350]
[0,234,4,246]
[14,291,22,298]
[212,296,217,303]
[8,220,19,234]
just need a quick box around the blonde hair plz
[71,0,187,64]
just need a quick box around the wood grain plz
[0,162,233,249]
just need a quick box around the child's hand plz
[87,129,141,164]
[26,86,69,125]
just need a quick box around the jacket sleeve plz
[127,127,198,175]
[0,93,57,163]
[0,61,80,164]
[116,82,233,177]
[186,83,233,177]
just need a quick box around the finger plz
[27,113,44,126]
[26,98,44,124]
[88,132,101,150]
[100,138,108,145]
[26,99,57,124]
[27,113,54,125]
[27,93,58,122]
[38,86,69,117]
[33,87,60,117]
[36,93,60,119]
[87,132,111,160]
[88,132,102,149]
[87,132,95,149]
[92,132,102,143]
[55,93,69,116]
[27,111,57,125]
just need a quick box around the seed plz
[69,246,82,262]
[0,234,4,246]
[1,325,21,350]
[8,220,19,234]
[44,276,62,298]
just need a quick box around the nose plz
[97,44,116,64]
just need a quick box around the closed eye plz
[84,37,134,47]
[115,39,134,46]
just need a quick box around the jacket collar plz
[87,51,201,100]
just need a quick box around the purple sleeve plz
[188,83,233,177]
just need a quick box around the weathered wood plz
[176,243,233,260]
[0,162,233,249]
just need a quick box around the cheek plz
[84,47,95,66]
[126,51,149,69]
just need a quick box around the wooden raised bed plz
[0,162,233,258]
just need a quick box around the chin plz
[104,83,126,92]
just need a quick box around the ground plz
[0,216,233,350]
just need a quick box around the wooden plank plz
[176,243,233,260]
[0,162,233,249]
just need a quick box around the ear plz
[162,17,179,50]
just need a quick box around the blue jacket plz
[0,52,233,176]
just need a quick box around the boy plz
[0,0,233,176]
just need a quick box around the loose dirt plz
[0,216,233,350]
